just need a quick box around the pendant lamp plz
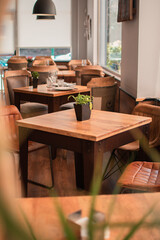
[37,15,55,20]
[33,0,56,16]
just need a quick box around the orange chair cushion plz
[117,161,160,192]
[119,140,139,151]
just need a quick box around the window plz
[99,0,122,75]
[20,47,71,62]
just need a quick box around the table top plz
[14,84,90,97]
[17,109,151,141]
[13,192,160,240]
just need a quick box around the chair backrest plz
[80,69,105,86]
[75,65,103,72]
[3,70,31,105]
[7,57,28,70]
[32,58,56,66]
[8,56,27,60]
[91,83,117,111]
[30,65,58,85]
[68,59,92,70]
[35,56,54,60]
[132,103,160,148]
[0,105,22,148]
[87,76,115,88]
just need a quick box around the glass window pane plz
[19,47,72,62]
[100,0,121,74]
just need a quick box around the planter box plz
[33,78,38,88]
[74,103,91,121]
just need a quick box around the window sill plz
[101,66,121,81]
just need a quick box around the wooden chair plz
[117,161,160,192]
[9,56,27,60]
[87,76,116,88]
[75,66,105,85]
[91,83,117,111]
[32,58,56,66]
[60,76,116,112]
[103,103,160,180]
[80,69,105,86]
[35,56,54,60]
[8,56,28,70]
[68,59,92,70]
[0,105,54,193]
[30,65,58,85]
[75,65,104,72]
[3,70,48,118]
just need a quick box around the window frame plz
[98,0,122,79]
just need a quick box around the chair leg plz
[119,187,134,194]
[27,179,53,189]
[103,150,137,180]
[103,149,126,180]
[10,152,19,197]
[103,150,118,180]
[49,146,54,188]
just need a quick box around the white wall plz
[122,0,160,99]
[0,0,15,54]
[121,0,139,97]
[0,14,15,54]
[137,0,160,98]
[17,0,71,48]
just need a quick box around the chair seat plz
[119,140,140,151]
[20,102,48,118]
[60,102,75,110]
[117,161,160,192]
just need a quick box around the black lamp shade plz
[37,15,55,20]
[33,0,56,16]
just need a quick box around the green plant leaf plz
[68,93,93,106]
[31,71,39,79]
[50,190,77,240]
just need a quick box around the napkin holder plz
[67,209,109,239]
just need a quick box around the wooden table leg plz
[48,98,60,113]
[19,127,29,197]
[138,124,150,161]
[14,92,21,111]
[82,141,104,192]
[74,153,84,189]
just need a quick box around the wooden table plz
[17,109,151,196]
[14,85,90,113]
[10,193,160,239]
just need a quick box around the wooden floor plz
[12,146,120,198]
[15,144,155,198]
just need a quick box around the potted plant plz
[27,56,33,67]
[68,93,93,121]
[32,71,39,88]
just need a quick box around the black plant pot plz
[27,61,32,68]
[33,78,38,88]
[74,103,91,121]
